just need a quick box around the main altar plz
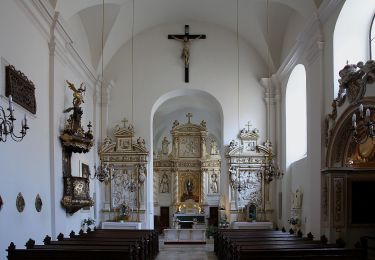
[154,113,221,229]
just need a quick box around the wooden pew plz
[7,229,159,260]
[215,229,366,260]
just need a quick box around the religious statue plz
[210,139,218,155]
[162,137,170,155]
[210,173,218,193]
[229,166,238,185]
[160,173,169,193]
[173,120,179,128]
[292,188,303,209]
[186,179,193,194]
[65,80,86,110]
[137,137,145,147]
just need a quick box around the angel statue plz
[65,80,86,112]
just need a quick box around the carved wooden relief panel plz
[179,136,200,158]
[333,177,345,228]
[5,65,36,114]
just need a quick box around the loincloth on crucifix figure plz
[181,178,199,202]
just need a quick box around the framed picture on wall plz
[80,161,91,212]
[80,161,90,179]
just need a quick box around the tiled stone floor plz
[155,237,217,260]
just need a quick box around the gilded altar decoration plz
[35,194,42,212]
[60,80,93,154]
[5,65,36,114]
[60,80,94,214]
[326,60,375,166]
[61,176,94,214]
[154,113,221,213]
[16,192,25,213]
[99,118,148,222]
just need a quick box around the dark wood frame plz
[5,65,36,114]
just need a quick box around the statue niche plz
[154,112,221,213]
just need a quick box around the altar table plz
[164,229,206,244]
[231,221,273,229]
[101,221,142,230]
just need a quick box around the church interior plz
[1,0,375,259]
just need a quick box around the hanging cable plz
[236,0,240,134]
[101,0,104,140]
[131,0,135,124]
[266,0,271,142]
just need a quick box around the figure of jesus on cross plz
[168,25,206,83]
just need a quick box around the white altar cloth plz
[101,221,142,230]
[231,221,273,229]
[164,229,206,244]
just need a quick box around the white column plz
[48,12,59,240]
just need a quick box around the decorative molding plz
[333,177,345,228]
[276,0,341,82]
[19,0,97,87]
[326,61,375,167]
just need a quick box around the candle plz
[352,113,356,125]
[366,108,371,120]
[359,104,363,117]
[24,114,27,126]
[8,95,13,111]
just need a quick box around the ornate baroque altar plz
[226,126,274,223]
[154,113,221,227]
[99,119,148,223]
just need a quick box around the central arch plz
[150,88,224,228]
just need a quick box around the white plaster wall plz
[105,22,269,228]
[281,13,304,63]
[106,22,268,151]
[0,1,51,259]
[333,0,375,96]
[0,2,100,259]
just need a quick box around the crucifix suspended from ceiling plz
[168,25,206,83]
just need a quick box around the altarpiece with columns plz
[154,113,221,225]
[226,125,275,223]
[99,119,149,223]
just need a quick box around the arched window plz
[333,0,375,97]
[286,64,306,167]
[370,12,375,59]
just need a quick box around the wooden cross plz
[245,121,252,132]
[186,112,193,123]
[168,25,206,83]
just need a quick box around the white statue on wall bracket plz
[292,187,303,209]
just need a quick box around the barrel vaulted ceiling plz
[51,0,321,74]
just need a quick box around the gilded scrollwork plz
[154,113,221,208]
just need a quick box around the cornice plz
[18,0,97,87]
[276,0,342,83]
